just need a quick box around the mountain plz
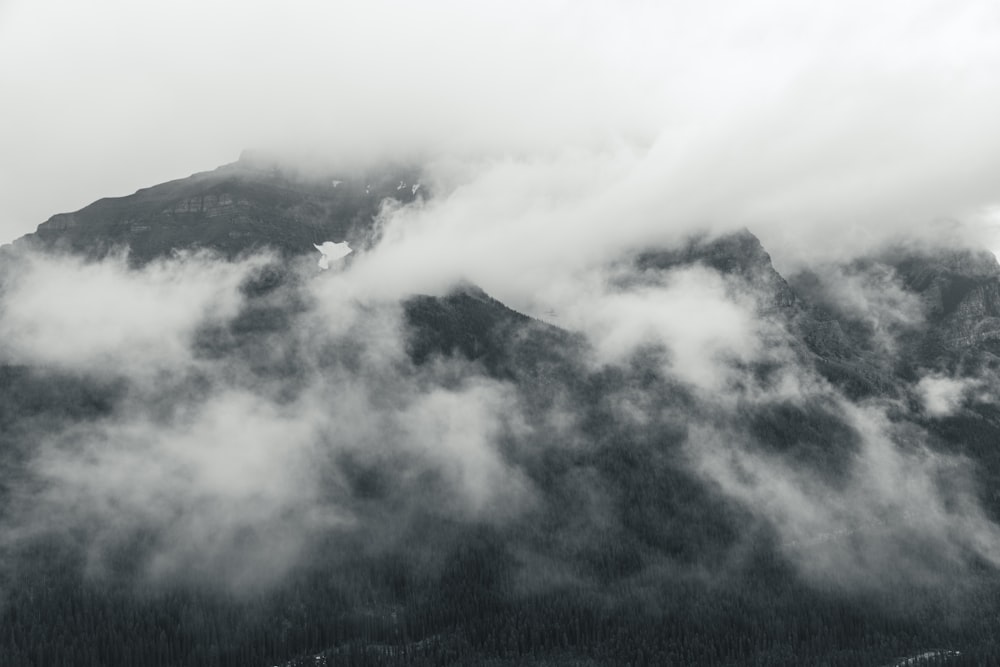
[6,151,423,263]
[887,245,1000,350]
[637,227,799,312]
[1,159,999,666]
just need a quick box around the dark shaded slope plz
[5,153,423,263]
[636,227,798,312]
[791,245,1000,370]
[634,228,899,399]
[403,283,586,382]
[886,246,1000,354]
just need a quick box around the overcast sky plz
[2,0,1000,255]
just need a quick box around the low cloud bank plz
[2,201,1000,600]
[0,248,534,589]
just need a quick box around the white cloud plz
[794,261,926,356]
[30,389,346,586]
[917,373,976,417]
[551,265,764,394]
[689,397,1000,589]
[0,249,536,587]
[0,250,267,373]
[2,0,1000,271]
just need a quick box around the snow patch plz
[313,241,352,270]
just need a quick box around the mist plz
[4,3,1000,662]
[3,0,1000,268]
[2,223,998,602]
[0,248,538,590]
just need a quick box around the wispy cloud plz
[3,0,1000,264]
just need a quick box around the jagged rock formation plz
[887,246,1000,350]
[636,228,798,313]
[6,152,423,263]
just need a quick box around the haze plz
[2,0,1000,264]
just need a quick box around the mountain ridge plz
[4,154,423,263]
[7,156,1000,394]
[2,158,1000,665]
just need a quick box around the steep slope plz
[636,227,799,313]
[789,245,1000,391]
[5,152,422,263]
[633,228,905,398]
[4,162,1000,666]
[885,245,1000,353]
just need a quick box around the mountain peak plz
[6,154,423,264]
[635,228,798,312]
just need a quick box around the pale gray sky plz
[2,0,1000,258]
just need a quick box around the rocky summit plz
[7,151,423,263]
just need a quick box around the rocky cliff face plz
[886,248,1000,349]
[636,228,799,313]
[636,231,1000,400]
[8,153,423,264]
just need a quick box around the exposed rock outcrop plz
[5,153,424,264]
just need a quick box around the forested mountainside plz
[1,157,999,666]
